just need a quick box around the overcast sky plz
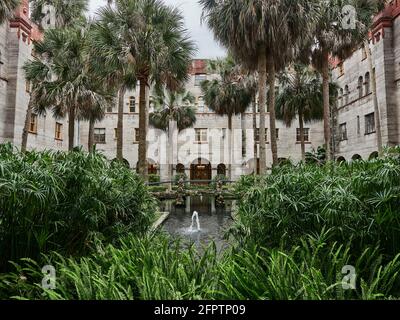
[88,0,226,59]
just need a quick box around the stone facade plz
[80,59,324,180]
[12,1,400,180]
[332,0,400,161]
[0,0,69,152]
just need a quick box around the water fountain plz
[189,211,201,232]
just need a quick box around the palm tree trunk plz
[322,51,332,161]
[21,98,33,153]
[267,56,278,167]
[299,111,306,162]
[258,49,267,175]
[88,118,95,153]
[138,78,149,179]
[167,119,175,190]
[252,97,257,163]
[68,106,75,151]
[116,86,126,161]
[364,40,383,154]
[228,114,233,179]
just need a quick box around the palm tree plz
[22,25,111,151]
[276,64,325,161]
[0,0,20,23]
[308,0,385,160]
[201,0,320,173]
[92,0,195,179]
[149,87,196,187]
[201,57,255,178]
[30,0,88,29]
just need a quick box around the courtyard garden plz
[0,145,399,300]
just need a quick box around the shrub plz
[148,174,161,183]
[232,148,400,257]
[0,144,156,271]
[174,173,188,184]
[1,232,399,300]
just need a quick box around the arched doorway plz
[217,163,227,176]
[337,156,346,163]
[369,151,379,160]
[190,158,211,182]
[352,154,362,161]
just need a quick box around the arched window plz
[217,163,227,176]
[365,72,370,95]
[344,85,349,105]
[358,76,363,98]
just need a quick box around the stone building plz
[0,1,340,181]
[0,0,71,152]
[332,0,400,161]
[82,59,324,181]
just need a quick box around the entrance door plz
[190,159,211,183]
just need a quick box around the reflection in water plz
[161,196,233,252]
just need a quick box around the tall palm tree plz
[92,0,195,179]
[22,24,111,151]
[149,87,196,186]
[308,0,385,160]
[201,0,320,173]
[30,0,88,29]
[276,64,325,161]
[0,0,20,23]
[201,57,255,178]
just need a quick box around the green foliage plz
[148,174,161,183]
[0,144,156,271]
[210,174,229,189]
[233,148,400,257]
[0,0,21,24]
[305,146,327,165]
[174,173,188,184]
[1,233,399,300]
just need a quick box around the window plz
[255,128,268,143]
[197,96,205,113]
[344,85,349,105]
[94,128,106,144]
[55,122,63,140]
[29,114,38,133]
[195,128,208,143]
[365,113,375,135]
[134,128,140,142]
[357,116,361,135]
[296,128,310,142]
[107,105,113,113]
[275,128,279,140]
[129,96,136,113]
[339,123,347,141]
[114,128,118,140]
[338,62,344,76]
[358,76,363,98]
[365,72,370,95]
[194,74,207,86]
[242,130,247,158]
